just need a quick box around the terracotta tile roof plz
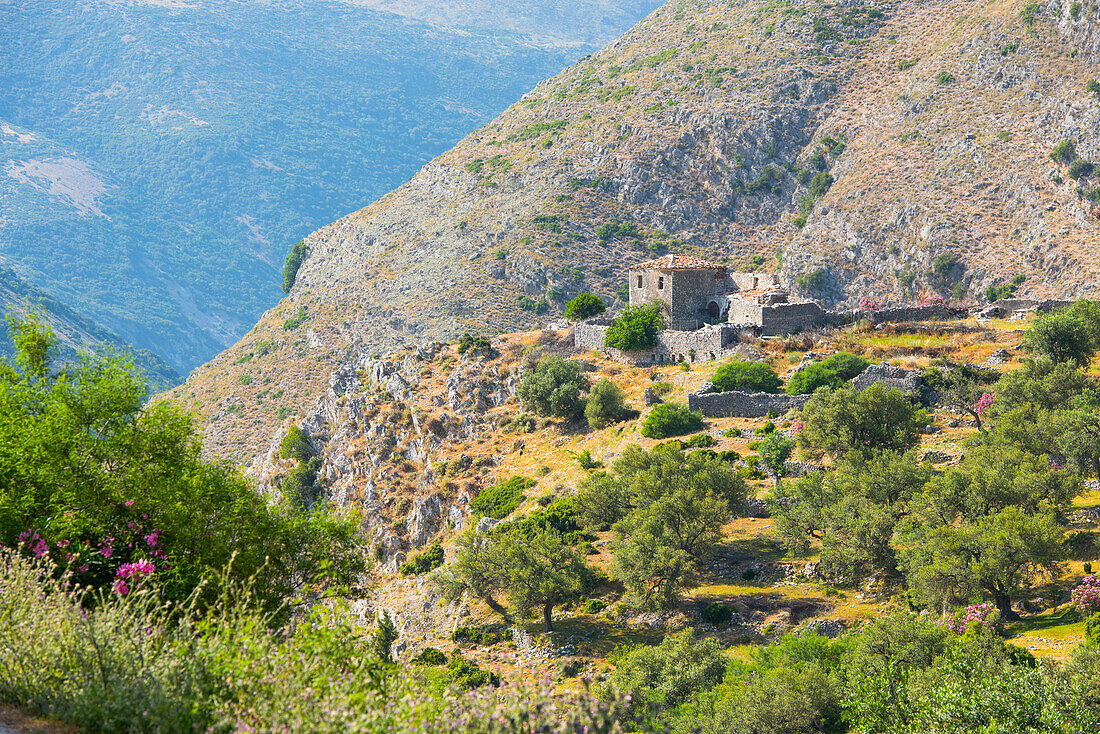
[632,254,727,271]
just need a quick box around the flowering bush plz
[859,297,882,311]
[1072,575,1100,613]
[921,295,947,306]
[940,602,1000,633]
[974,392,994,415]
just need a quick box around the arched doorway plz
[707,301,720,318]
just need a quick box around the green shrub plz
[712,361,782,393]
[1069,158,1095,179]
[586,378,631,429]
[683,433,717,448]
[413,647,447,666]
[935,70,955,84]
[518,354,590,418]
[786,352,869,394]
[457,333,493,356]
[808,171,834,198]
[517,295,549,314]
[446,654,501,689]
[565,292,607,320]
[400,543,445,576]
[1020,2,1039,25]
[281,240,308,293]
[1089,79,1100,97]
[701,602,734,624]
[597,219,641,243]
[470,476,536,519]
[451,625,502,646]
[1051,139,1077,164]
[640,402,704,438]
[279,425,312,461]
[581,598,607,614]
[1023,312,1096,365]
[282,305,307,330]
[796,268,828,294]
[604,305,667,351]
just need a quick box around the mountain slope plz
[180,0,1100,462]
[0,266,179,388]
[0,0,656,374]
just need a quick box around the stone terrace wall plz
[689,382,810,418]
[575,321,738,364]
[851,363,922,395]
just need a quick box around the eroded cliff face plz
[179,0,1100,463]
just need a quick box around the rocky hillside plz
[179,0,1100,461]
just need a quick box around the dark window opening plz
[658,277,665,289]
[636,275,643,288]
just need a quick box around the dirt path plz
[0,708,74,734]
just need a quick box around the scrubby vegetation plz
[565,292,606,320]
[640,401,704,438]
[711,360,782,393]
[604,305,667,351]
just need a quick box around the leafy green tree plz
[770,452,931,579]
[281,239,308,293]
[993,357,1094,413]
[900,506,1065,617]
[608,629,726,709]
[577,444,745,607]
[758,431,794,477]
[604,305,666,351]
[0,317,364,613]
[438,526,588,631]
[585,378,630,429]
[640,402,704,438]
[796,383,929,460]
[1023,312,1096,366]
[373,610,398,664]
[711,360,782,393]
[518,354,589,418]
[565,292,606,320]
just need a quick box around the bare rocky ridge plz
[179,0,1100,462]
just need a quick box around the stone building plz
[627,254,827,335]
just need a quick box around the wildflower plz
[974,392,994,415]
[123,499,135,507]
[1072,575,1100,613]
[113,579,129,595]
[144,530,159,547]
[116,559,156,579]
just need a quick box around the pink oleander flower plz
[98,537,115,558]
[859,297,882,312]
[1072,575,1100,613]
[921,295,947,306]
[116,559,156,579]
[123,499,135,507]
[113,579,129,595]
[940,601,999,634]
[974,392,994,415]
[20,531,48,558]
[144,530,160,547]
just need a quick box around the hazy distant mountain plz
[350,1,664,47]
[0,0,659,374]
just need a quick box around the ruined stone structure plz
[627,254,827,333]
[574,319,741,364]
[688,362,927,418]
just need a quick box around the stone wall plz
[689,382,811,418]
[978,298,1073,318]
[575,321,738,364]
[760,301,828,335]
[851,363,923,395]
